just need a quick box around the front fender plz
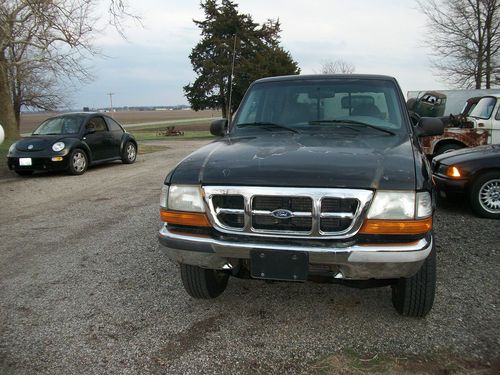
[120,133,137,153]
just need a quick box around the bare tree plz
[417,0,500,89]
[0,0,134,139]
[320,59,356,74]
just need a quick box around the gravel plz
[0,140,498,374]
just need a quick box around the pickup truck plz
[158,75,444,317]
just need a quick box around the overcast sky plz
[75,0,443,109]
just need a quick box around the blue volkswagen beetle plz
[7,113,137,176]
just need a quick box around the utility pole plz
[106,92,115,115]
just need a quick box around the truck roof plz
[254,74,397,84]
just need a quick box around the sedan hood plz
[16,135,65,152]
[169,132,417,190]
[434,144,500,164]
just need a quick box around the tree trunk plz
[475,0,483,89]
[484,1,493,89]
[0,55,18,139]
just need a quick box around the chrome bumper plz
[158,225,433,280]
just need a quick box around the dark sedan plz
[7,113,137,176]
[432,144,500,219]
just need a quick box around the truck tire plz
[391,243,436,317]
[180,263,229,299]
[434,143,463,156]
[469,172,500,219]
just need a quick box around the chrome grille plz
[205,186,373,239]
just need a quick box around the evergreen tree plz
[184,0,300,118]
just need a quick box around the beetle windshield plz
[233,78,405,133]
[33,115,84,135]
[469,97,496,119]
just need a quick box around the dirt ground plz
[0,140,498,374]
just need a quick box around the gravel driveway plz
[0,140,498,374]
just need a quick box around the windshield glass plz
[33,115,84,135]
[469,97,497,119]
[233,78,405,133]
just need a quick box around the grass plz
[0,139,16,160]
[306,350,495,375]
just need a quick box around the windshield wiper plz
[236,122,300,134]
[309,120,396,135]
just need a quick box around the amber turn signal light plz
[160,209,211,227]
[446,166,461,178]
[359,217,432,235]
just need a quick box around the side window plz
[105,117,124,133]
[495,104,500,120]
[87,117,108,132]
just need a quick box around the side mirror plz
[210,118,228,137]
[415,117,444,137]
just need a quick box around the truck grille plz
[204,186,373,239]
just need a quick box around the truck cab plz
[468,95,500,144]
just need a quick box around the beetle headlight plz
[52,142,65,152]
[8,143,16,154]
[367,191,432,220]
[163,184,205,212]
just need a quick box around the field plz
[19,109,221,134]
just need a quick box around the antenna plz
[227,34,237,128]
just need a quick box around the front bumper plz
[158,225,433,280]
[433,174,468,195]
[7,156,69,171]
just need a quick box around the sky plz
[75,0,443,109]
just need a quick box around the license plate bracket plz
[250,249,308,282]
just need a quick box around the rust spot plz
[421,128,489,155]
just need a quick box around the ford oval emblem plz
[28,144,34,150]
[271,209,293,219]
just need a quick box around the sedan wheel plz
[470,172,500,219]
[68,149,88,175]
[122,142,137,164]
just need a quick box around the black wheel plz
[122,141,137,164]
[434,143,463,156]
[391,243,436,317]
[180,263,229,299]
[469,172,500,219]
[67,148,88,175]
[15,170,34,176]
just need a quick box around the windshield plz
[469,97,497,119]
[33,115,84,135]
[233,78,405,133]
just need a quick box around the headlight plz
[8,143,16,154]
[165,184,205,212]
[52,142,65,152]
[367,191,415,220]
[367,191,432,220]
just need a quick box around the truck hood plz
[169,132,417,190]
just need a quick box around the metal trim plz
[203,186,373,239]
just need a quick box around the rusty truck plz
[407,90,500,156]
